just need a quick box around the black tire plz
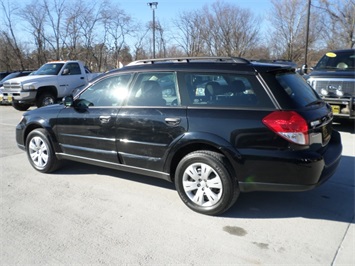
[175,150,239,215]
[26,128,61,173]
[36,93,56,108]
[12,101,31,111]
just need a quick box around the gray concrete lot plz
[1,105,354,265]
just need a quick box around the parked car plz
[0,71,33,104]
[0,71,11,81]
[303,49,355,119]
[2,60,101,111]
[16,57,342,215]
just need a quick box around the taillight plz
[262,111,309,145]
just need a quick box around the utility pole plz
[304,0,311,74]
[147,2,158,59]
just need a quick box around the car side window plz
[183,72,274,108]
[78,74,132,106]
[127,72,179,106]
[64,63,81,75]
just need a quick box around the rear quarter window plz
[263,71,321,109]
[276,72,320,108]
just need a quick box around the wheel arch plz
[165,132,242,183]
[23,122,61,153]
[36,86,58,100]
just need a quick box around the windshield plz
[33,63,64,75]
[314,50,355,70]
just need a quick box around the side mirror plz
[63,95,73,107]
[62,68,70,75]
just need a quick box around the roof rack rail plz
[127,56,250,66]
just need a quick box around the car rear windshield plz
[275,72,321,108]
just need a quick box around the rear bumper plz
[237,130,342,192]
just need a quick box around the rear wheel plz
[26,129,61,173]
[36,93,56,108]
[12,101,31,111]
[175,150,239,215]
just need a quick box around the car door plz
[115,71,188,172]
[59,62,88,94]
[55,73,132,164]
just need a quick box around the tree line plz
[0,0,354,72]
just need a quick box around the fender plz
[163,131,243,176]
[21,106,65,153]
[23,119,61,154]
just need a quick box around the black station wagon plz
[16,57,342,215]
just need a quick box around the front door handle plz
[99,115,111,124]
[165,117,181,126]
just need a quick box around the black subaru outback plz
[16,57,342,215]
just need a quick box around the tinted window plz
[79,74,132,106]
[127,72,179,106]
[64,63,81,75]
[182,72,274,108]
[276,72,320,107]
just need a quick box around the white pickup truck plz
[2,60,101,111]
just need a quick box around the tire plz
[36,93,56,108]
[175,150,240,215]
[12,101,31,111]
[26,128,61,173]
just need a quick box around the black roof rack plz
[127,56,250,66]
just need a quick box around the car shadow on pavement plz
[55,155,354,223]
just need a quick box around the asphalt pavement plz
[0,105,354,265]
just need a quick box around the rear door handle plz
[165,117,181,126]
[99,115,111,124]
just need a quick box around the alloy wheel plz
[28,136,49,168]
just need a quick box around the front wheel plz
[26,129,61,173]
[12,101,31,111]
[36,93,56,108]
[175,150,239,215]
